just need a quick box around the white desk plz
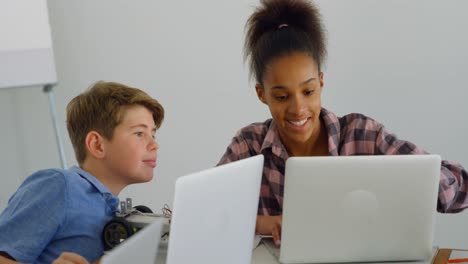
[251,244,281,263]
[155,243,279,264]
[154,243,433,264]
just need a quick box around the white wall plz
[0,0,467,248]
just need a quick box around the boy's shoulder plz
[22,167,79,188]
[20,168,68,189]
[0,167,111,263]
[18,167,96,201]
[14,166,116,215]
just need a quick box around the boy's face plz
[103,105,158,185]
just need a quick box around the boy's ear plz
[85,131,106,159]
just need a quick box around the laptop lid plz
[280,154,440,264]
[100,218,163,264]
[166,155,264,264]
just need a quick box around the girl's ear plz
[319,71,324,88]
[256,84,268,104]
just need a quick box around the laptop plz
[100,218,163,264]
[265,154,440,264]
[166,155,264,264]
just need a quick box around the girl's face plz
[256,52,324,148]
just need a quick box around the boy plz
[0,81,164,264]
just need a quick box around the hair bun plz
[245,0,327,83]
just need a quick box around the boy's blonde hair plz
[66,81,164,165]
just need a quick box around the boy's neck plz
[81,160,125,196]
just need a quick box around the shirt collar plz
[70,166,113,195]
[70,166,120,214]
[261,119,289,160]
[69,166,120,214]
[320,107,341,156]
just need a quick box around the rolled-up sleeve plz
[376,125,468,213]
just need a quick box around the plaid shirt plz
[218,108,468,215]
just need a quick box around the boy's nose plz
[148,138,159,151]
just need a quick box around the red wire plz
[447,258,468,263]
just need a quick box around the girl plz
[218,0,468,246]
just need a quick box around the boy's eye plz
[135,132,144,137]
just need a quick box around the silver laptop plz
[266,154,440,264]
[100,218,163,264]
[166,155,264,264]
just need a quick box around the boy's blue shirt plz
[0,166,119,264]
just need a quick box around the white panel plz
[0,0,57,89]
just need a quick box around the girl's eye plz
[276,95,288,101]
[304,89,315,96]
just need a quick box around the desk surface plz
[155,243,279,264]
[155,243,435,264]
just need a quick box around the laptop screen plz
[279,155,440,263]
